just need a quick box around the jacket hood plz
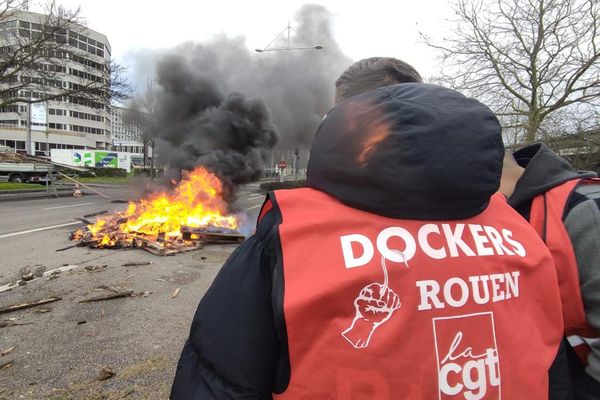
[509,142,598,210]
[306,83,504,220]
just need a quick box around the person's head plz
[308,83,504,220]
[499,150,525,198]
[334,57,423,104]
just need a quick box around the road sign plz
[277,160,287,169]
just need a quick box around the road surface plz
[0,182,267,399]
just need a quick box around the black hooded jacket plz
[170,84,507,399]
[510,143,600,400]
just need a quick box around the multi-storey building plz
[110,105,150,166]
[0,10,111,155]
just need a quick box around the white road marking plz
[247,194,264,200]
[0,264,80,293]
[43,202,94,210]
[0,221,82,239]
[244,204,263,212]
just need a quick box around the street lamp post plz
[26,102,32,155]
[255,21,321,181]
[254,22,324,53]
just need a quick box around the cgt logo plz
[433,312,501,400]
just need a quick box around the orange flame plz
[74,166,239,247]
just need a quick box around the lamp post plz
[26,102,32,155]
[256,22,321,181]
[254,22,324,53]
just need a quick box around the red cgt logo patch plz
[433,312,501,400]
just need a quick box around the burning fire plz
[72,166,240,248]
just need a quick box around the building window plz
[49,123,67,130]
[0,119,18,126]
[71,124,104,135]
[49,108,66,116]
[0,105,19,113]
[69,110,104,122]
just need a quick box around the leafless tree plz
[0,0,131,109]
[423,0,600,143]
[123,80,160,176]
[541,107,600,170]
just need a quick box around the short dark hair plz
[334,57,423,103]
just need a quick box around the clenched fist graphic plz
[341,253,405,349]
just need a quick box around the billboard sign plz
[30,102,47,132]
[94,151,119,168]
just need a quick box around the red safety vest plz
[271,188,563,399]
[530,178,600,363]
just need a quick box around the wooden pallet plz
[135,237,203,256]
[180,226,245,244]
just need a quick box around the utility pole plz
[26,102,32,155]
[45,101,49,157]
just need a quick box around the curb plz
[0,187,70,195]
[0,189,93,202]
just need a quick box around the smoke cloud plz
[127,4,352,189]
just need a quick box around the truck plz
[0,146,53,183]
[50,149,132,173]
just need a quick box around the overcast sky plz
[46,0,454,83]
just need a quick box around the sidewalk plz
[0,187,85,202]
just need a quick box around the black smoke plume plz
[126,4,352,190]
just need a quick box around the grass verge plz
[0,182,44,190]
[76,176,133,185]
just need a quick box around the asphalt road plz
[0,183,266,282]
[0,182,267,399]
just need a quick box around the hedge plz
[259,180,306,191]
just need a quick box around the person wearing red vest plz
[501,146,600,399]
[171,83,564,399]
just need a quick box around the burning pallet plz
[69,166,246,256]
[134,237,203,256]
[180,226,245,244]
[71,219,245,256]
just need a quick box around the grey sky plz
[49,0,452,82]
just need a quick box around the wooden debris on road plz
[0,346,16,356]
[84,265,108,272]
[0,360,14,370]
[0,319,33,329]
[98,367,115,381]
[74,217,94,225]
[80,288,133,303]
[136,237,202,256]
[119,388,136,398]
[171,288,181,298]
[55,244,78,252]
[122,261,151,267]
[181,225,245,244]
[83,210,108,218]
[0,297,62,314]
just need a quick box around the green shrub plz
[133,168,163,177]
[92,167,128,177]
[259,180,306,191]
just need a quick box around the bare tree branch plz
[423,0,600,143]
